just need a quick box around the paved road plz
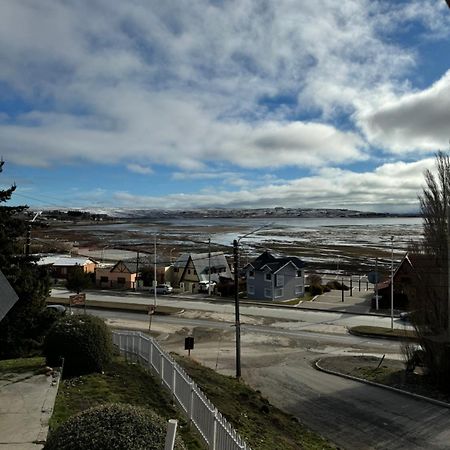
[245,355,450,450]
[51,288,412,331]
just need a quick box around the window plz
[265,273,272,281]
[248,270,255,279]
[100,276,108,283]
[295,285,303,295]
[248,285,255,295]
[188,269,191,275]
[296,270,302,277]
[117,277,126,285]
[264,288,272,298]
[274,288,283,298]
[276,274,284,287]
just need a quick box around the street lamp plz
[169,248,176,263]
[233,224,270,379]
[390,236,394,330]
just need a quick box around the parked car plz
[199,281,216,293]
[45,304,67,314]
[149,284,173,294]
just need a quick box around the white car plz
[149,284,173,294]
[199,281,216,292]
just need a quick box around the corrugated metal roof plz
[0,270,19,322]
[37,255,95,267]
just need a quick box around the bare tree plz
[408,152,450,390]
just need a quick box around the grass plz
[50,353,335,449]
[318,355,450,404]
[349,325,417,340]
[0,356,45,376]
[174,355,336,450]
[49,356,203,450]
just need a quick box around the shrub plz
[43,315,113,376]
[44,403,186,450]
[309,285,324,296]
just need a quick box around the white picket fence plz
[112,331,251,450]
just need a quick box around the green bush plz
[43,315,113,376]
[44,403,186,450]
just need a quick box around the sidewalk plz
[0,368,60,449]
[299,287,374,315]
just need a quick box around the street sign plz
[185,337,194,356]
[367,271,380,284]
[69,293,86,306]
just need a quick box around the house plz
[0,270,19,322]
[375,253,434,309]
[170,252,233,293]
[37,254,96,279]
[95,260,138,289]
[245,251,305,301]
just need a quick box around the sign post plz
[69,293,86,314]
[184,336,194,357]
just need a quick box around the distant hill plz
[35,207,419,220]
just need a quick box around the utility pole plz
[233,239,241,379]
[232,224,271,379]
[375,257,379,310]
[149,235,157,332]
[135,250,140,291]
[25,211,42,256]
[390,236,394,330]
[208,237,212,296]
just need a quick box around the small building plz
[171,252,233,293]
[375,253,431,310]
[95,260,138,289]
[37,254,96,279]
[245,251,305,301]
[0,270,19,322]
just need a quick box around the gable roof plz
[0,270,19,322]
[110,260,138,274]
[175,252,233,281]
[247,251,305,273]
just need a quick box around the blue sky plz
[1,0,450,212]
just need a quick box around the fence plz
[112,331,251,450]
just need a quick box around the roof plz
[175,252,232,280]
[37,255,95,267]
[110,260,138,273]
[247,251,305,273]
[0,270,19,322]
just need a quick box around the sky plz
[1,0,450,213]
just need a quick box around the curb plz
[51,289,392,318]
[315,358,450,409]
[348,328,418,342]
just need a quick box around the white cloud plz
[0,0,443,170]
[112,159,432,213]
[357,71,450,153]
[127,163,153,175]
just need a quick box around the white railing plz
[113,331,251,450]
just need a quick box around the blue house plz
[245,251,305,301]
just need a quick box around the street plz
[51,289,450,449]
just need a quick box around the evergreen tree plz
[0,161,50,358]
